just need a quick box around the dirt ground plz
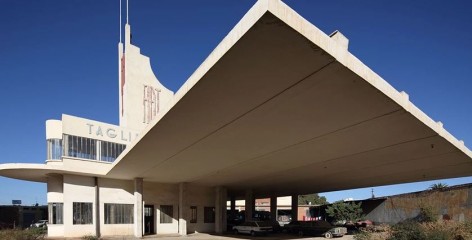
[60,232,355,240]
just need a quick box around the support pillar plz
[215,187,227,234]
[94,177,100,238]
[134,178,143,238]
[245,190,254,221]
[291,194,298,221]
[270,196,277,222]
[179,183,187,236]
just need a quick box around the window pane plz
[73,202,93,225]
[100,141,126,163]
[190,206,197,223]
[104,204,133,224]
[48,202,63,224]
[160,205,173,224]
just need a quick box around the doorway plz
[144,205,155,235]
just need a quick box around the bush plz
[354,230,372,240]
[416,205,438,223]
[82,235,100,240]
[0,228,46,240]
[422,221,472,240]
[388,221,426,240]
[326,201,364,223]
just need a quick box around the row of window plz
[49,203,215,225]
[47,135,126,162]
[49,203,133,225]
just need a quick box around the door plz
[144,205,155,234]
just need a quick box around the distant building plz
[309,183,472,224]
[0,205,47,229]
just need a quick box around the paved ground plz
[56,233,355,240]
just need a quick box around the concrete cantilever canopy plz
[106,0,471,197]
[0,163,107,183]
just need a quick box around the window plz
[160,205,173,224]
[62,134,126,162]
[104,204,133,224]
[47,139,62,160]
[100,141,126,162]
[73,202,93,225]
[63,135,96,160]
[204,207,215,223]
[190,206,197,223]
[48,203,63,224]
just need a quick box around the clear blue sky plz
[0,0,471,205]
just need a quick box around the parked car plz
[284,220,347,238]
[233,221,273,236]
[356,219,373,228]
[30,220,48,228]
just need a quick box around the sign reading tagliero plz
[12,200,21,205]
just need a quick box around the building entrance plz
[144,205,155,234]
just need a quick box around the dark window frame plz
[190,206,197,223]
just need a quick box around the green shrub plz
[0,228,46,240]
[424,229,453,240]
[354,230,372,240]
[416,205,438,223]
[388,221,426,240]
[82,235,99,240]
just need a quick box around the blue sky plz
[0,0,471,205]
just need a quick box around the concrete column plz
[215,187,227,234]
[291,194,298,221]
[245,190,254,221]
[270,196,277,222]
[178,183,187,236]
[134,178,143,238]
[94,177,100,237]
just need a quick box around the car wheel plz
[324,232,333,239]
[251,231,256,236]
[234,229,239,235]
[298,230,304,236]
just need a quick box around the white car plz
[233,221,273,236]
[30,220,48,228]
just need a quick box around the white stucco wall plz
[143,182,179,234]
[120,24,174,131]
[186,184,216,233]
[98,178,135,236]
[47,174,64,237]
[46,120,62,140]
[62,114,139,144]
[63,174,96,237]
[62,158,112,176]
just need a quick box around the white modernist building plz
[1,0,472,238]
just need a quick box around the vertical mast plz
[119,0,122,43]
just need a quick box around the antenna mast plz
[119,0,122,43]
[126,0,129,24]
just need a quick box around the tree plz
[429,183,448,190]
[298,193,328,205]
[326,201,364,223]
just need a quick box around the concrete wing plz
[107,0,472,198]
